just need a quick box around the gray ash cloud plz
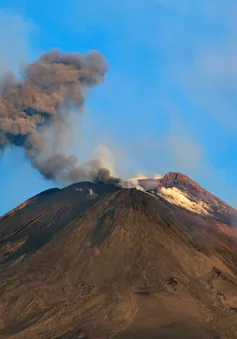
[0,48,121,185]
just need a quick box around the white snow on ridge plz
[122,177,210,216]
[157,187,210,215]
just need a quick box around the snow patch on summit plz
[157,187,210,215]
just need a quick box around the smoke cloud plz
[0,48,123,185]
[121,173,163,191]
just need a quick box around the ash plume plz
[0,48,122,185]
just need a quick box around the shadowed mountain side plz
[1,188,237,338]
[0,182,117,261]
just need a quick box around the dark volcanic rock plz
[0,182,117,262]
[0,178,237,338]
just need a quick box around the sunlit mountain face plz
[1,173,237,338]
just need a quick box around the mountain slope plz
[0,182,117,262]
[1,175,237,338]
[156,172,237,225]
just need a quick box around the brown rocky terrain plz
[0,173,237,338]
[155,172,237,226]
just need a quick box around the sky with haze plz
[0,0,237,215]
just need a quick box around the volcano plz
[1,173,237,338]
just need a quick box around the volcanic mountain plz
[1,173,237,338]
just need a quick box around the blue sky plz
[1,0,237,214]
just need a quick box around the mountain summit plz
[1,173,237,338]
[130,172,237,225]
[155,172,237,225]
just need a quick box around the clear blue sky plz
[1,0,237,215]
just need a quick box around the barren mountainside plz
[156,173,237,225]
[1,173,237,338]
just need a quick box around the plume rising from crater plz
[0,49,122,185]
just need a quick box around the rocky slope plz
[0,173,237,338]
[151,172,237,225]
